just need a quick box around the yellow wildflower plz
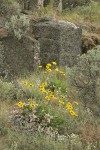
[45,96,50,100]
[40,89,45,92]
[28,98,31,101]
[42,82,48,86]
[50,95,54,98]
[46,65,50,69]
[44,82,48,86]
[66,102,73,110]
[30,103,35,109]
[38,65,42,69]
[55,68,59,72]
[59,100,65,105]
[60,95,65,99]
[69,110,78,117]
[39,85,44,88]
[46,63,51,67]
[52,62,57,65]
[53,97,57,100]
[50,95,57,100]
[29,83,34,87]
[39,86,46,93]
[22,81,28,86]
[47,90,53,95]
[47,68,52,72]
[17,101,24,108]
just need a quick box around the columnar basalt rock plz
[0,17,82,78]
[31,17,82,67]
[0,35,40,78]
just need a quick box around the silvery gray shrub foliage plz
[5,15,30,39]
[69,46,100,110]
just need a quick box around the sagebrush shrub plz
[0,79,16,101]
[5,15,30,39]
[0,0,20,18]
[69,46,100,113]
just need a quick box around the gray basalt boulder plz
[0,17,82,79]
[0,35,40,79]
[31,17,82,66]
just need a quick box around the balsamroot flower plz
[22,81,28,86]
[52,62,57,65]
[29,83,34,87]
[69,110,78,117]
[17,101,25,108]
[30,103,36,109]
[38,65,42,68]
[66,102,73,110]
[59,100,65,105]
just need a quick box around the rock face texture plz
[0,17,82,78]
[31,18,82,66]
[0,35,40,78]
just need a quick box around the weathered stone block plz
[31,18,82,66]
[0,35,40,78]
[0,17,82,78]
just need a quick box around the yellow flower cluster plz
[66,102,78,117]
[59,100,65,105]
[39,85,46,93]
[17,62,78,118]
[22,81,34,88]
[44,94,57,101]
[39,82,57,100]
[46,63,52,72]
[17,101,36,110]
[38,62,65,76]
[46,62,59,73]
[66,102,73,110]
[39,82,78,117]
